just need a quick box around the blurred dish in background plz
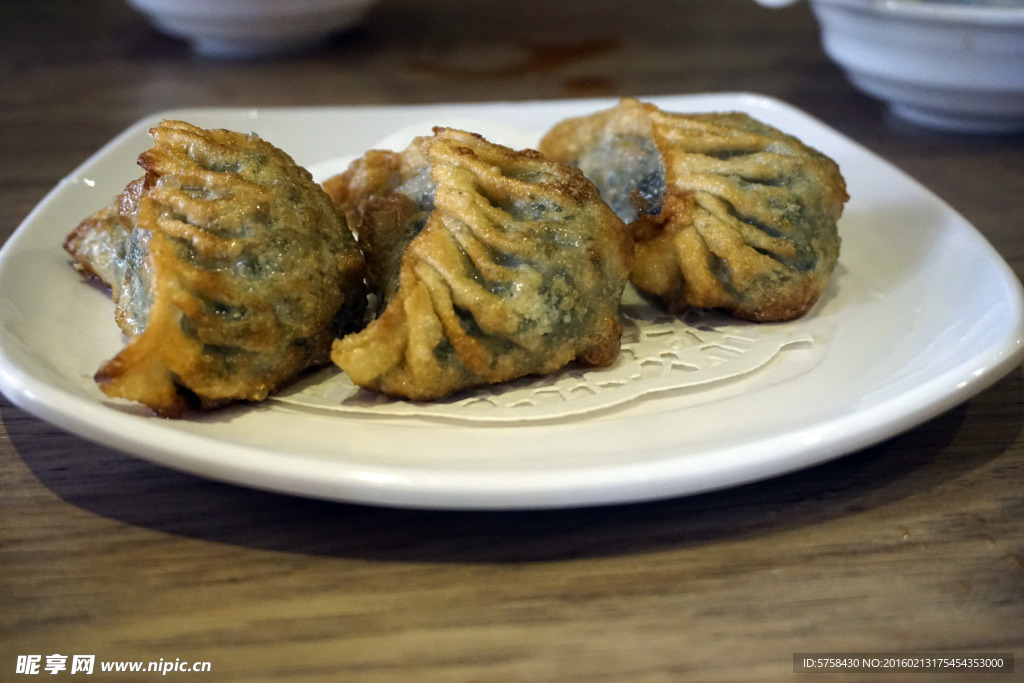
[759,0,1024,133]
[124,0,380,59]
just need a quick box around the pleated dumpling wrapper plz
[323,127,634,401]
[64,120,367,417]
[539,98,847,322]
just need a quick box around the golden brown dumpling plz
[324,127,633,401]
[539,98,847,322]
[65,120,366,417]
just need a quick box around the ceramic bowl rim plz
[810,0,1024,26]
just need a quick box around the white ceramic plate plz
[2,94,1022,509]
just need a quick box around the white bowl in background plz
[806,0,1024,133]
[124,0,380,59]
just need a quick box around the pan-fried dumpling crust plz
[325,127,633,401]
[65,120,366,417]
[539,98,847,322]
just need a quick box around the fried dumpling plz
[539,98,847,322]
[323,127,633,401]
[65,120,367,417]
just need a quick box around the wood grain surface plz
[2,1,1022,680]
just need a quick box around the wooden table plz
[3,1,1022,680]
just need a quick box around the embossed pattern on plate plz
[273,289,828,422]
